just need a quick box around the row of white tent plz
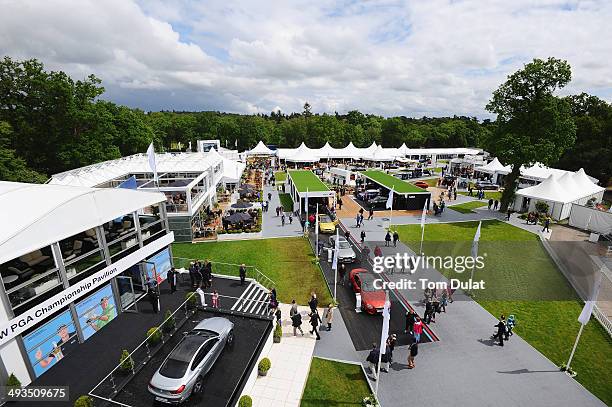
[476,157,600,184]
[248,140,480,162]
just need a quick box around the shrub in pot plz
[162,310,176,332]
[119,349,134,373]
[185,292,197,307]
[273,322,282,343]
[147,327,162,346]
[238,395,253,407]
[74,395,94,407]
[6,373,21,388]
[258,357,271,376]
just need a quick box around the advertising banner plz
[22,310,78,378]
[144,248,172,284]
[75,284,117,341]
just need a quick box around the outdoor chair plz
[18,250,51,267]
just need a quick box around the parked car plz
[349,268,387,315]
[328,236,356,263]
[422,169,432,176]
[148,317,234,404]
[413,181,430,189]
[367,195,389,208]
[318,214,338,233]
[394,172,411,180]
[475,181,498,190]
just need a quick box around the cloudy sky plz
[1,0,611,117]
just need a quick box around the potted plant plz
[238,395,253,407]
[119,349,134,373]
[162,310,176,332]
[74,395,94,407]
[362,394,379,406]
[185,292,197,308]
[146,327,162,346]
[273,322,282,343]
[258,357,271,376]
[6,373,21,389]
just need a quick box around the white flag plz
[147,142,158,183]
[471,221,482,259]
[379,297,391,354]
[332,228,339,271]
[235,139,238,148]
[578,269,603,325]
[305,188,309,218]
[420,199,428,229]
[315,205,319,249]
[386,188,394,209]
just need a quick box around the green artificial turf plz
[275,171,287,183]
[434,167,443,173]
[301,358,372,407]
[393,220,612,405]
[448,200,488,213]
[288,170,330,193]
[361,170,427,193]
[172,237,332,306]
[460,190,503,201]
[278,193,294,212]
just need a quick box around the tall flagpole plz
[375,291,390,396]
[566,324,584,373]
[419,200,428,255]
[332,227,339,302]
[315,204,319,259]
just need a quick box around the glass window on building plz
[0,245,62,312]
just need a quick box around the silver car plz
[329,236,356,263]
[148,317,234,404]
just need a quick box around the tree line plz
[0,56,610,188]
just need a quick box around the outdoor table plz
[2,275,18,285]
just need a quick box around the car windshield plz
[339,241,351,249]
[320,215,332,223]
[359,274,378,292]
[159,358,189,379]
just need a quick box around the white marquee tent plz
[247,141,276,156]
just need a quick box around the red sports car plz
[349,268,387,315]
[413,181,429,189]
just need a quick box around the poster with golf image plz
[22,309,78,378]
[75,283,117,341]
[144,248,172,284]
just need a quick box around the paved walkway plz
[331,218,605,407]
[262,184,303,238]
[248,303,317,407]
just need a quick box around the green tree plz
[0,121,47,183]
[485,57,577,211]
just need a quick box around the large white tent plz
[0,182,166,265]
[285,143,320,163]
[512,169,605,220]
[247,141,276,156]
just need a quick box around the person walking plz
[308,293,318,312]
[189,260,197,289]
[290,300,304,336]
[360,230,366,244]
[542,216,551,233]
[289,214,293,224]
[407,341,418,369]
[339,263,347,285]
[440,289,448,312]
[281,214,285,226]
[355,213,361,228]
[392,230,399,247]
[368,208,374,220]
[413,316,423,343]
[381,334,397,373]
[366,343,380,381]
[167,267,178,293]
[506,209,512,221]
[338,197,343,210]
[405,310,416,334]
[146,278,160,313]
[488,198,493,210]
[211,290,219,308]
[493,315,507,346]
[374,245,382,258]
[494,200,499,210]
[324,303,334,331]
[239,263,247,286]
[453,190,457,201]
[385,231,391,247]
[424,300,433,324]
[309,310,322,340]
[203,260,213,289]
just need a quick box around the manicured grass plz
[361,170,427,193]
[278,193,294,212]
[301,358,372,407]
[394,220,612,405]
[172,237,332,306]
[448,200,488,213]
[288,170,330,192]
[434,167,443,173]
[460,190,503,201]
[275,171,287,183]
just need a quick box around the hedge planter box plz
[218,231,262,241]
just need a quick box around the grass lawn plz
[434,167,443,173]
[460,190,503,201]
[448,200,488,213]
[278,193,294,212]
[172,237,332,306]
[275,171,287,183]
[301,358,371,407]
[394,220,612,405]
[288,170,329,192]
[361,170,427,193]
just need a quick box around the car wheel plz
[193,377,204,394]
[226,329,234,347]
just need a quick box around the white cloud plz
[0,0,611,116]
